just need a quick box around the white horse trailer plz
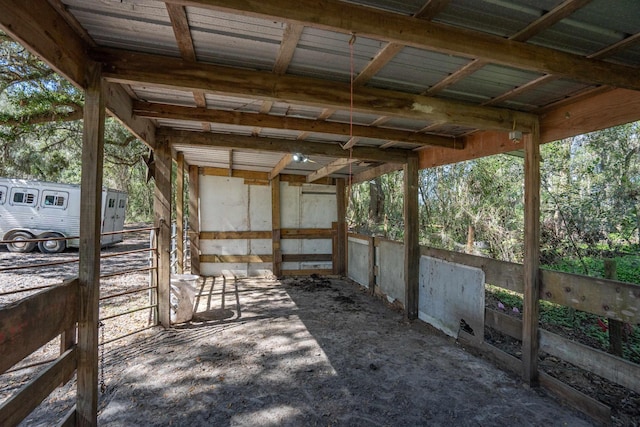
[0,177,127,253]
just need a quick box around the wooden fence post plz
[522,121,541,386]
[271,174,282,277]
[604,259,623,356]
[154,139,172,327]
[404,157,419,320]
[176,151,185,274]
[188,165,200,276]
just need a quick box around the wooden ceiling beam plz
[269,153,293,179]
[351,163,403,184]
[273,23,304,74]
[163,0,640,91]
[161,129,413,163]
[105,83,156,149]
[307,158,358,183]
[100,48,537,132]
[133,101,461,148]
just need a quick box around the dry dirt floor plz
[0,229,598,426]
[95,275,593,427]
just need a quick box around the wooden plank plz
[0,0,87,88]
[282,253,333,262]
[404,157,419,320]
[509,0,593,42]
[161,0,640,92]
[604,259,623,356]
[522,122,541,386]
[188,164,200,275]
[272,175,282,276]
[0,348,77,427]
[281,269,335,276]
[420,246,524,292]
[200,230,271,240]
[419,131,521,169]
[307,159,358,183]
[176,151,185,274]
[457,331,522,375]
[351,163,403,184]
[269,154,293,180]
[101,48,537,132]
[540,329,640,395]
[200,254,273,263]
[540,88,640,144]
[0,280,78,374]
[334,179,347,275]
[166,4,197,61]
[540,269,640,323]
[352,42,404,87]
[485,307,640,396]
[134,102,459,149]
[77,61,104,426]
[425,59,487,95]
[58,405,77,427]
[539,372,611,426]
[484,308,522,340]
[273,23,304,74]
[154,140,173,327]
[281,228,335,239]
[160,129,413,164]
[200,167,332,185]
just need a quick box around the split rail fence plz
[348,232,640,424]
[0,226,159,426]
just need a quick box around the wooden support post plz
[404,157,419,320]
[334,178,346,275]
[271,175,282,277]
[154,140,172,327]
[604,259,623,356]
[176,152,185,274]
[368,236,375,295]
[77,61,105,427]
[523,121,541,386]
[188,165,200,276]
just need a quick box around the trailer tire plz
[37,232,66,254]
[6,231,37,253]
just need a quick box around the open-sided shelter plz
[1,0,640,424]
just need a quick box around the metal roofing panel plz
[186,7,282,69]
[269,103,325,119]
[435,0,565,37]
[327,110,383,126]
[155,119,205,132]
[342,0,431,15]
[502,79,593,109]
[369,47,471,94]
[446,64,543,103]
[288,28,383,82]
[131,86,197,106]
[381,117,433,132]
[204,95,265,112]
[63,0,180,56]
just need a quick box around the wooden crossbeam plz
[307,158,358,183]
[273,23,304,74]
[269,153,293,180]
[134,102,460,148]
[161,129,414,163]
[101,48,536,131]
[162,0,640,91]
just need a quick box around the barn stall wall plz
[198,174,337,277]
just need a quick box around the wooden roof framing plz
[1,0,639,179]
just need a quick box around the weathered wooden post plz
[604,259,623,356]
[176,151,185,274]
[404,156,419,320]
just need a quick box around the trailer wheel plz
[37,232,66,254]
[6,231,37,253]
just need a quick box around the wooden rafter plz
[273,23,304,74]
[133,101,461,148]
[162,0,640,91]
[269,153,293,179]
[428,0,593,96]
[307,158,358,183]
[161,129,414,163]
[351,163,403,184]
[100,48,538,131]
[165,4,210,130]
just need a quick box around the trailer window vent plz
[12,190,37,206]
[43,192,68,209]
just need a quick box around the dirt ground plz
[95,275,593,427]
[0,230,607,426]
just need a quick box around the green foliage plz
[0,31,154,222]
